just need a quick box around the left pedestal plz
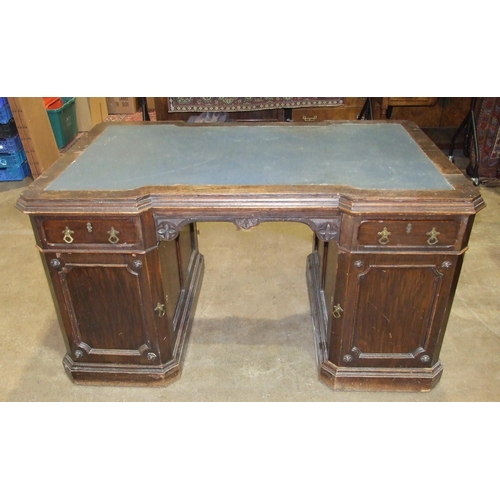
[35,216,203,386]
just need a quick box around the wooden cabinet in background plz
[153,97,472,130]
[290,97,471,129]
[378,97,438,119]
[385,97,472,128]
[292,97,367,122]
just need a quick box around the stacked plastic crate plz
[0,98,30,181]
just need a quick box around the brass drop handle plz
[377,227,391,245]
[303,115,317,122]
[108,226,120,244]
[333,304,343,319]
[426,227,440,246]
[62,226,74,244]
[155,303,166,317]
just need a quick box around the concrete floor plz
[1,167,499,402]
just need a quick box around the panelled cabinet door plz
[45,252,169,366]
[157,223,198,343]
[329,253,458,369]
[318,240,338,357]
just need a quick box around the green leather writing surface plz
[46,123,453,191]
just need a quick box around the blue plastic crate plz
[0,134,23,154]
[0,148,27,168]
[0,100,13,124]
[0,160,30,181]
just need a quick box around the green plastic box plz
[46,97,77,149]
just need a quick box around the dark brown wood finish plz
[338,254,458,365]
[352,217,464,251]
[158,238,182,329]
[17,121,484,391]
[39,217,141,248]
[292,97,368,122]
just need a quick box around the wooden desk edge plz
[16,121,485,218]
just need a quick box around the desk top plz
[17,121,484,216]
[46,122,452,191]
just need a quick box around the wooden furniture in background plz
[8,97,60,179]
[154,97,472,131]
[384,97,472,128]
[357,98,474,149]
[377,97,439,119]
[292,97,367,122]
[16,121,484,392]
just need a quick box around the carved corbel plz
[234,218,260,230]
[307,218,341,242]
[154,217,188,241]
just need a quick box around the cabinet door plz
[45,251,170,366]
[315,239,338,356]
[329,253,459,369]
[157,223,198,337]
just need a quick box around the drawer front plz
[40,217,141,249]
[385,97,438,107]
[292,107,361,122]
[356,219,461,250]
[292,100,367,122]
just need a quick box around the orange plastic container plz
[43,97,64,110]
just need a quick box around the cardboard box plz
[106,97,140,114]
[75,97,109,131]
[89,97,109,125]
[8,97,60,179]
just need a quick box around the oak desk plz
[16,121,485,391]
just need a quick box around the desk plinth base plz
[62,252,204,386]
[62,357,183,386]
[306,252,444,392]
[318,360,443,392]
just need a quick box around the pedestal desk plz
[16,121,485,391]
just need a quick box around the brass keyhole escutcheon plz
[155,303,166,317]
[333,304,343,319]
[108,226,120,244]
[62,227,74,244]
[426,227,440,246]
[377,227,391,245]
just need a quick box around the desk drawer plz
[39,217,141,249]
[355,219,461,250]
